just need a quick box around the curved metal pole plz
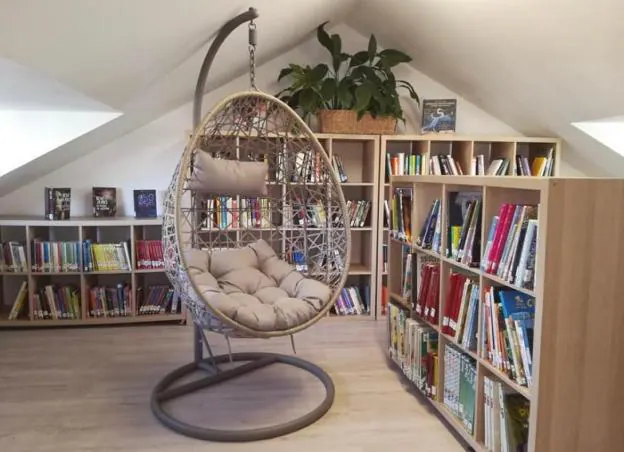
[193,7,259,128]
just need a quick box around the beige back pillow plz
[188,150,268,197]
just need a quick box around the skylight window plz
[0,58,121,177]
[572,116,624,157]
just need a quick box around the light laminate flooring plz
[0,317,466,452]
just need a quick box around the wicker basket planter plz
[317,109,397,134]
[354,113,397,134]
[317,110,357,134]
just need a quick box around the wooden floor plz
[0,317,466,452]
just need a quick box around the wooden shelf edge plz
[389,292,411,311]
[479,359,531,400]
[442,333,478,360]
[0,314,184,328]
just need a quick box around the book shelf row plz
[1,239,164,274]
[200,133,379,185]
[382,137,558,178]
[386,147,553,177]
[2,263,375,323]
[389,182,537,294]
[3,277,183,323]
[198,196,372,230]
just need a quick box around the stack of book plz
[82,240,132,272]
[389,188,413,241]
[446,192,482,266]
[137,285,181,315]
[31,240,81,273]
[1,242,27,272]
[88,284,132,317]
[333,285,370,315]
[415,199,441,253]
[481,287,535,387]
[443,345,477,435]
[429,154,464,175]
[346,200,372,227]
[33,285,81,320]
[482,203,538,291]
[388,304,439,398]
[332,155,348,182]
[442,273,479,352]
[386,152,428,178]
[135,240,164,269]
[414,262,439,323]
[483,376,530,451]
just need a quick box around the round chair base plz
[150,352,335,442]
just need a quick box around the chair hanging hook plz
[248,19,257,90]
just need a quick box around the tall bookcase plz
[0,216,183,327]
[376,136,561,318]
[387,175,624,452]
[318,134,380,316]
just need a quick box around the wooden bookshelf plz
[321,134,380,316]
[0,216,183,327]
[235,133,380,316]
[376,135,561,319]
[386,175,624,452]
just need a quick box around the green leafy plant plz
[276,23,420,122]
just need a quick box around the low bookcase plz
[387,175,624,452]
[0,216,184,327]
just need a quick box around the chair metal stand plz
[150,324,335,442]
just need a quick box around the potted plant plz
[276,23,420,134]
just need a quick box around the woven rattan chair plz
[151,8,351,442]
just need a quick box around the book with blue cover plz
[133,189,157,218]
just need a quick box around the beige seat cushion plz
[185,239,331,331]
[187,151,268,197]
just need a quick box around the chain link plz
[248,20,257,90]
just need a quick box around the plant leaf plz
[350,51,369,68]
[368,34,377,61]
[299,88,319,114]
[329,34,343,73]
[354,83,373,113]
[289,91,301,109]
[378,49,412,67]
[361,66,382,84]
[316,22,333,54]
[277,67,293,82]
[321,78,336,100]
[331,34,342,56]
[309,63,329,83]
[336,80,353,108]
[398,80,420,105]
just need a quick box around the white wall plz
[0,24,574,216]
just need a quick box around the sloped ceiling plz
[0,0,357,197]
[349,0,624,176]
[0,0,622,196]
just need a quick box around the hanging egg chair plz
[151,7,351,442]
